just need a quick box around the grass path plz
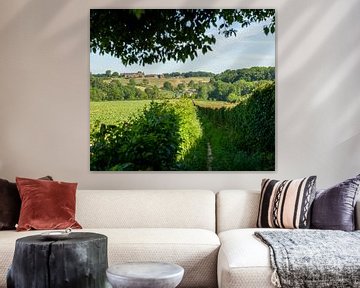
[207,142,213,171]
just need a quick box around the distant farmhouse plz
[121,71,145,78]
[119,71,165,79]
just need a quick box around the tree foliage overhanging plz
[90,9,275,66]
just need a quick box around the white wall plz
[0,0,359,191]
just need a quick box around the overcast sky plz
[90,21,275,74]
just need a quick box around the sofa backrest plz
[76,190,216,231]
[216,190,260,233]
[217,190,360,233]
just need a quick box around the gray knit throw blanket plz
[255,230,360,288]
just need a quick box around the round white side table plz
[106,262,184,288]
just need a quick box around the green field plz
[90,100,151,128]
[90,99,231,128]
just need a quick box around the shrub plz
[90,100,202,171]
[194,82,275,170]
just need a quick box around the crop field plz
[90,99,232,129]
[90,100,151,128]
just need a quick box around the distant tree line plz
[91,70,215,78]
[90,66,275,102]
[215,67,275,82]
[91,77,149,101]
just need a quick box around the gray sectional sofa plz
[0,189,359,288]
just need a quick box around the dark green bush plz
[242,82,275,153]
[90,100,202,171]
[194,82,275,170]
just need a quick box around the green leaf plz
[270,25,275,34]
[264,26,270,35]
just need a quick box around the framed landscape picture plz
[90,9,275,171]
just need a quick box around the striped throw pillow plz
[257,176,317,229]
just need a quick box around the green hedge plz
[90,100,202,171]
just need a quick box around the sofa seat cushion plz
[218,228,281,288]
[0,228,219,288]
[101,228,220,288]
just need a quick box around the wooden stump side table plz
[7,232,108,288]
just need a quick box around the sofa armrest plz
[356,200,360,230]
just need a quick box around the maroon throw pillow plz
[16,177,82,231]
[0,176,53,230]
